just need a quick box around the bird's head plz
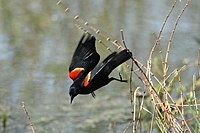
[69,85,78,104]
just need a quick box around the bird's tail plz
[103,49,132,75]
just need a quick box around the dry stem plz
[193,75,199,115]
[21,102,36,133]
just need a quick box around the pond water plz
[0,0,199,133]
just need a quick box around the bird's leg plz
[110,73,128,83]
[91,92,96,98]
[119,72,123,81]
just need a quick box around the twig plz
[130,62,135,133]
[178,75,185,130]
[198,48,200,76]
[134,59,163,87]
[75,24,113,53]
[119,28,135,133]
[122,122,131,133]
[147,0,177,85]
[133,87,140,133]
[193,74,199,115]
[21,101,36,133]
[135,92,145,131]
[150,105,156,133]
[186,115,200,123]
[168,62,198,89]
[120,29,128,50]
[171,103,200,107]
[163,0,190,87]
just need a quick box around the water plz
[0,0,199,133]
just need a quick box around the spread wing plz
[69,33,100,80]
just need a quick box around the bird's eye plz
[69,86,77,96]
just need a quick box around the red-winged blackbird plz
[68,33,132,103]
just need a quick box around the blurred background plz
[0,0,199,133]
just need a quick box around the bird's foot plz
[110,73,128,83]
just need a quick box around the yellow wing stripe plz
[84,72,91,87]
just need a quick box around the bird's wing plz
[69,33,100,80]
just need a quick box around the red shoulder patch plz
[68,68,84,80]
[84,72,91,87]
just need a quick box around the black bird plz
[68,33,132,103]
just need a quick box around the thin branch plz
[21,102,36,133]
[178,76,185,130]
[133,87,140,133]
[122,122,131,133]
[149,106,155,133]
[130,61,135,133]
[148,0,177,81]
[136,92,146,130]
[163,0,190,82]
[120,29,128,49]
[198,48,200,76]
[193,74,199,115]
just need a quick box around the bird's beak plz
[70,96,74,104]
